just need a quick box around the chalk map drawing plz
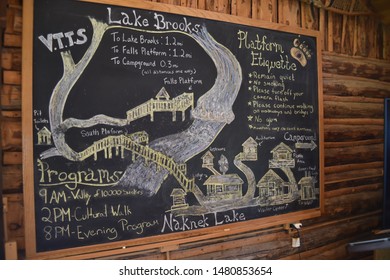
[38,18,318,217]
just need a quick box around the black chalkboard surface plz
[24,0,323,257]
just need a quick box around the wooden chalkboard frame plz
[383,98,390,230]
[23,0,324,259]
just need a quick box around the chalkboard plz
[23,0,323,258]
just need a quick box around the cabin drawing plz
[201,151,214,168]
[170,188,189,211]
[201,150,221,175]
[37,126,52,145]
[257,170,294,204]
[269,142,295,168]
[204,174,244,201]
[298,175,317,200]
[241,137,258,161]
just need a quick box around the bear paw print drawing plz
[290,38,312,67]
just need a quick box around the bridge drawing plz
[71,87,196,192]
[126,87,194,124]
[78,132,195,192]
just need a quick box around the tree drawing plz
[218,154,229,175]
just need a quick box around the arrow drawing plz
[295,140,317,151]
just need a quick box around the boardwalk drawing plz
[126,88,194,123]
[78,133,195,192]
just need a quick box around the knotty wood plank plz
[322,51,390,82]
[205,0,230,14]
[171,231,289,259]
[7,0,22,6]
[5,6,22,34]
[324,189,382,218]
[303,212,381,242]
[383,25,390,60]
[0,0,6,29]
[331,13,342,53]
[323,73,390,98]
[356,15,371,57]
[1,85,21,109]
[252,0,277,22]
[1,111,21,118]
[327,11,334,52]
[231,0,251,18]
[157,0,181,5]
[324,139,383,149]
[2,165,23,191]
[325,143,383,166]
[278,0,300,27]
[325,183,382,198]
[325,167,383,184]
[281,236,371,260]
[183,0,197,8]
[197,0,206,10]
[3,70,21,84]
[3,33,21,47]
[3,194,25,250]
[1,119,22,150]
[324,100,383,119]
[325,161,383,175]
[300,1,319,30]
[323,95,383,103]
[319,7,326,51]
[3,151,23,165]
[325,174,382,190]
[1,48,22,70]
[367,17,380,59]
[324,124,383,142]
[324,118,383,125]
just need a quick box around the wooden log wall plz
[1,0,389,259]
[0,0,6,260]
[1,0,24,256]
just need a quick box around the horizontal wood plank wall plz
[1,0,390,259]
